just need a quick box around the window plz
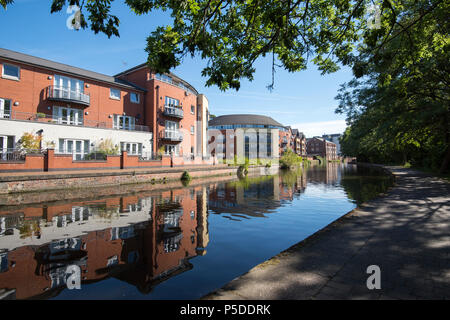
[191,125,195,135]
[191,105,195,114]
[0,98,11,119]
[54,75,83,92]
[113,115,135,130]
[165,145,179,155]
[53,106,83,125]
[2,63,20,80]
[58,139,90,160]
[155,73,173,84]
[120,142,142,155]
[130,92,140,104]
[0,135,15,161]
[165,96,179,107]
[110,88,121,100]
[165,120,179,132]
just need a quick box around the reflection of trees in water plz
[340,166,394,205]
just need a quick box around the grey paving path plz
[203,166,450,300]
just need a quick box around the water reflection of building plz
[305,163,340,185]
[0,186,209,299]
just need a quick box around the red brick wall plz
[0,59,145,128]
[119,69,199,155]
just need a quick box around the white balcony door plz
[0,136,7,160]
[59,139,89,160]
[0,99,11,119]
[114,115,135,130]
[54,75,84,93]
[54,106,83,125]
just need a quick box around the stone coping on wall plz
[0,164,237,182]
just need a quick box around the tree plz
[2,0,443,91]
[336,0,449,172]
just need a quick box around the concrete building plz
[208,114,285,162]
[0,48,209,163]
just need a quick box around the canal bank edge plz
[0,164,279,195]
[202,164,450,300]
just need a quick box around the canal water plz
[0,164,393,300]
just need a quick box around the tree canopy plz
[335,0,449,172]
[2,0,448,171]
[2,0,444,91]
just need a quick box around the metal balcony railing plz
[2,111,151,132]
[47,85,90,106]
[161,130,183,141]
[163,105,184,119]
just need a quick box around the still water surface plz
[0,164,392,299]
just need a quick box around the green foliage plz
[181,170,192,181]
[280,149,302,169]
[237,163,249,178]
[21,0,435,91]
[18,132,42,150]
[336,0,450,173]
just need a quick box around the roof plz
[208,114,285,128]
[114,62,199,95]
[0,48,146,92]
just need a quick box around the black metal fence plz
[0,149,44,162]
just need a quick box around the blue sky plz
[0,0,352,137]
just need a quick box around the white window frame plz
[2,63,20,80]
[165,144,179,156]
[54,75,84,93]
[190,125,195,135]
[0,98,12,119]
[130,92,140,104]
[58,138,90,160]
[53,106,83,125]
[113,115,136,130]
[165,96,179,107]
[110,88,121,100]
[120,142,142,155]
[191,105,195,114]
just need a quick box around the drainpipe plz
[155,85,160,155]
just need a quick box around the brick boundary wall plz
[0,148,215,173]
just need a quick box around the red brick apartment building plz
[306,137,337,160]
[0,48,209,166]
[291,129,307,156]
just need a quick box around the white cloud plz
[289,120,347,138]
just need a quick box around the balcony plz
[161,130,183,142]
[1,111,151,132]
[163,105,184,119]
[47,85,90,106]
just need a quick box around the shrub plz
[97,138,119,155]
[17,132,42,150]
[181,171,191,181]
[280,149,302,169]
